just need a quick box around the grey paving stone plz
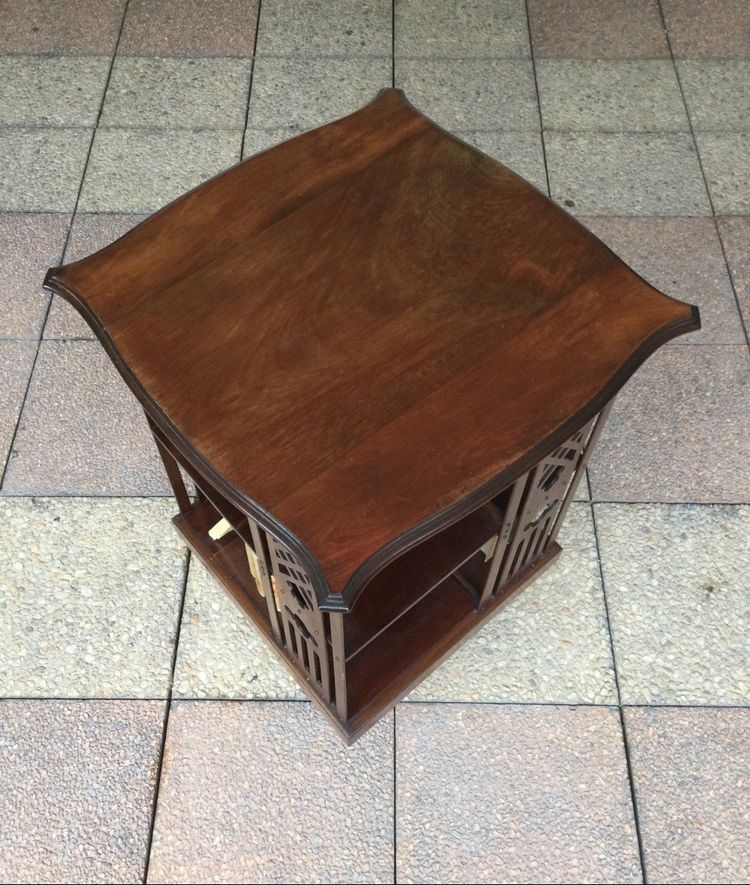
[583,217,745,344]
[0,0,125,54]
[397,704,641,884]
[247,57,391,130]
[662,0,750,58]
[396,58,538,130]
[717,216,750,330]
[678,61,750,131]
[696,132,750,215]
[0,128,92,212]
[2,340,171,495]
[0,341,36,477]
[0,56,109,127]
[624,707,750,883]
[0,214,69,338]
[528,0,669,58]
[395,0,530,58]
[173,558,303,700]
[409,504,617,704]
[79,128,240,213]
[45,213,147,339]
[588,345,750,503]
[537,60,688,132]
[0,497,187,698]
[596,504,750,705]
[147,701,393,884]
[101,57,252,129]
[546,132,711,216]
[455,129,548,192]
[119,0,259,56]
[257,0,392,57]
[0,699,164,884]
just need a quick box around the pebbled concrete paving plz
[0,55,110,127]
[695,132,750,215]
[0,341,37,475]
[625,706,750,883]
[0,213,69,338]
[118,0,259,57]
[528,0,669,59]
[588,345,750,504]
[2,340,171,496]
[395,0,530,58]
[546,131,711,216]
[257,0,392,58]
[0,0,126,55]
[397,703,641,884]
[147,701,393,884]
[0,128,92,212]
[395,58,538,131]
[595,503,750,705]
[100,57,253,130]
[537,60,688,132]
[247,56,391,130]
[0,699,164,884]
[0,497,187,698]
[173,558,303,700]
[79,128,241,213]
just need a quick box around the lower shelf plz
[173,495,561,744]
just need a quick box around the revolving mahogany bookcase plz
[44,89,700,743]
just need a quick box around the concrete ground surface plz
[1,1,749,882]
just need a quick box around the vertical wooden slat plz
[329,612,348,721]
[479,472,527,606]
[548,403,612,545]
[249,521,283,642]
[497,463,543,588]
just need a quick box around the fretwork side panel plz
[482,412,604,602]
[266,537,332,704]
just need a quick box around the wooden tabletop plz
[45,89,699,608]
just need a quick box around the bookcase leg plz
[329,613,348,722]
[147,415,191,514]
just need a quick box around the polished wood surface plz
[45,88,699,606]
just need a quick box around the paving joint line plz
[141,548,191,884]
[238,0,263,160]
[2,696,748,711]
[589,502,648,883]
[524,0,552,197]
[392,707,397,884]
[391,0,396,88]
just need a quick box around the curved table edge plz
[43,271,699,612]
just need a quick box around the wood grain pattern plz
[44,88,699,609]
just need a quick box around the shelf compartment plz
[344,543,560,735]
[342,501,503,661]
[173,497,270,628]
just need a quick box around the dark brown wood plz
[43,88,700,742]
[44,88,699,609]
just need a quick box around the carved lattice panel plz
[267,538,331,703]
[492,416,597,589]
